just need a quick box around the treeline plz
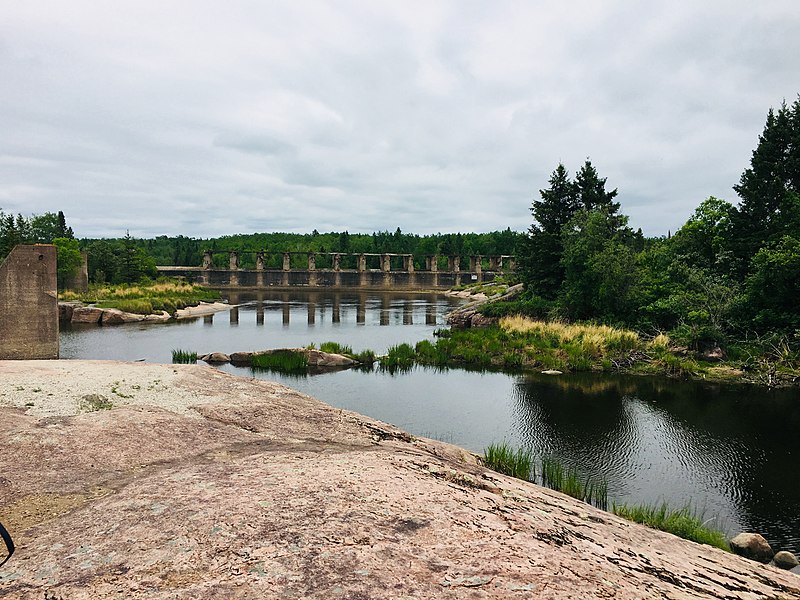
[114,228,521,271]
[515,97,800,349]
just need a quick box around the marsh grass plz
[251,350,308,373]
[483,443,535,481]
[612,502,730,551]
[319,341,353,356]
[541,457,608,510]
[62,278,220,315]
[379,343,417,371]
[171,349,197,364]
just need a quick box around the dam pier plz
[158,250,515,290]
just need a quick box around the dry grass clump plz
[650,333,671,352]
[499,317,641,355]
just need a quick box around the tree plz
[574,160,623,231]
[730,98,800,277]
[744,235,800,332]
[517,164,579,299]
[669,196,735,274]
[52,237,82,289]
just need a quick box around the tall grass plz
[171,349,197,364]
[483,443,535,481]
[319,341,353,356]
[541,457,608,510]
[251,350,308,373]
[379,343,417,371]
[61,278,220,315]
[500,317,640,353]
[612,502,730,551]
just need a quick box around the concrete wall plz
[0,245,59,359]
[157,267,497,290]
[64,250,89,292]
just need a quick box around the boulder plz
[142,311,172,323]
[71,307,104,324]
[199,352,231,364]
[730,533,774,563]
[101,309,144,325]
[702,346,726,362]
[229,351,255,367]
[305,349,356,367]
[58,302,79,323]
[774,551,800,570]
[469,313,495,328]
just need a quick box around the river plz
[59,290,800,555]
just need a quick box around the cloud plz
[1,0,798,238]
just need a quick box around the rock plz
[774,551,800,570]
[142,311,172,323]
[305,349,355,367]
[730,532,774,563]
[469,313,495,328]
[702,346,726,362]
[71,306,104,324]
[58,302,79,323]
[229,351,255,367]
[101,309,144,325]
[199,352,231,364]
[542,370,563,375]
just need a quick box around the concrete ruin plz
[0,244,59,360]
[159,250,517,290]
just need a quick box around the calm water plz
[60,291,800,554]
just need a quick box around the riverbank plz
[1,360,798,598]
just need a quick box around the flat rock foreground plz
[1,361,799,599]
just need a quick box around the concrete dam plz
[157,251,515,290]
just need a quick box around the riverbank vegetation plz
[60,279,221,315]
[171,349,198,364]
[483,444,728,550]
[504,98,800,385]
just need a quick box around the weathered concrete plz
[1,360,799,599]
[158,251,516,290]
[0,245,58,359]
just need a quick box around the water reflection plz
[507,373,800,552]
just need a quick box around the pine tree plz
[730,99,800,277]
[517,164,579,299]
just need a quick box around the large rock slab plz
[71,306,104,324]
[1,360,799,599]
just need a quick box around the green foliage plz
[251,351,309,373]
[171,349,197,364]
[612,502,730,551]
[319,341,353,356]
[63,279,220,315]
[478,295,553,319]
[744,235,800,332]
[483,443,535,480]
[52,236,82,289]
[379,343,417,372]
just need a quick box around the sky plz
[1,1,799,239]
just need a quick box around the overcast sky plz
[1,1,798,239]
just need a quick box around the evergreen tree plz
[574,160,623,230]
[730,99,800,277]
[517,164,579,299]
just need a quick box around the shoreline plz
[1,359,798,598]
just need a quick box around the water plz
[59,290,800,554]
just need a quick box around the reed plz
[251,350,308,373]
[483,443,535,481]
[171,349,197,364]
[319,341,353,356]
[541,457,608,510]
[380,343,417,370]
[612,502,730,551]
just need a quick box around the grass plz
[483,443,535,480]
[61,277,220,316]
[482,444,728,550]
[319,341,353,356]
[251,350,309,373]
[612,502,730,551]
[171,349,197,364]
[541,456,608,510]
[379,343,417,372]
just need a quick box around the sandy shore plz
[0,360,798,599]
